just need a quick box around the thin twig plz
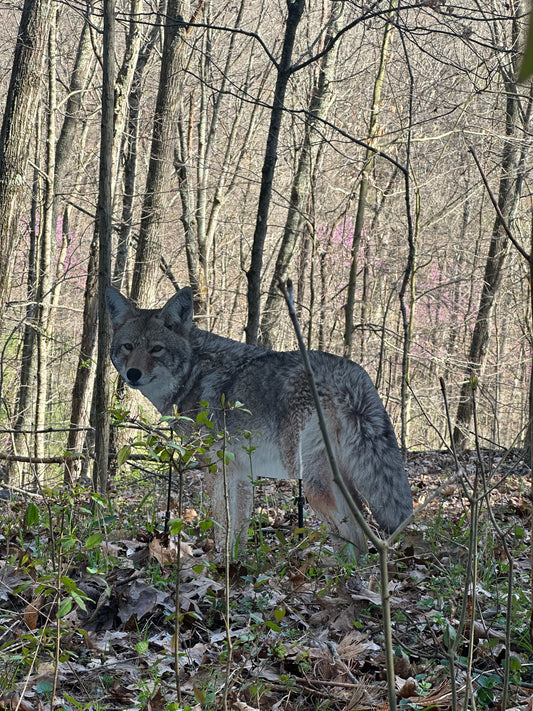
[0,453,86,464]
[469,146,530,262]
[473,391,512,710]
[277,277,398,711]
[221,398,234,711]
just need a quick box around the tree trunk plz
[343,0,397,358]
[174,0,254,320]
[34,4,57,479]
[53,17,94,230]
[64,237,98,484]
[114,8,161,290]
[67,2,150,485]
[259,2,342,349]
[0,0,51,331]
[245,0,305,345]
[92,0,115,493]
[9,167,40,485]
[131,0,191,306]
[112,0,144,181]
[453,68,528,447]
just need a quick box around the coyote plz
[106,286,412,558]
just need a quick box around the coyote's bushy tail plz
[308,352,412,538]
[338,366,412,534]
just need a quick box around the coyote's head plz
[106,286,194,414]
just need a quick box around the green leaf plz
[84,533,104,550]
[508,656,522,673]
[91,493,106,508]
[217,449,235,464]
[196,410,214,429]
[477,674,498,690]
[57,597,73,618]
[170,518,184,535]
[274,606,286,622]
[70,589,88,612]
[36,679,54,694]
[25,501,40,527]
[117,444,131,467]
[135,640,149,654]
[266,620,281,632]
[60,576,77,592]
[514,524,525,539]
[194,687,206,703]
[442,621,456,650]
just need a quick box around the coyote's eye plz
[123,343,133,352]
[151,345,164,354]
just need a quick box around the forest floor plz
[0,448,532,711]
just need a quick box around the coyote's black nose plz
[127,368,142,384]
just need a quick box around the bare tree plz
[0,0,52,331]
[113,5,162,290]
[174,0,269,320]
[245,0,305,345]
[343,0,397,359]
[131,0,194,306]
[92,0,116,493]
[453,7,531,448]
[259,1,342,348]
[33,2,58,478]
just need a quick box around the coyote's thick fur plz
[106,286,412,557]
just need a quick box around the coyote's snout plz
[106,286,412,559]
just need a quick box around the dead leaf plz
[149,536,193,565]
[24,594,42,630]
[233,700,260,711]
[108,680,135,703]
[183,507,198,522]
[400,680,454,710]
[140,687,166,711]
[117,579,174,627]
[393,649,413,678]
[466,620,506,642]
[0,692,39,711]
[397,677,418,698]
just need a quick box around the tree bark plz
[453,50,527,447]
[114,7,162,290]
[0,0,52,330]
[64,236,98,484]
[33,3,57,479]
[131,0,191,306]
[92,0,115,493]
[53,17,94,230]
[259,2,342,348]
[9,166,40,485]
[343,0,397,358]
[67,3,151,485]
[245,0,305,345]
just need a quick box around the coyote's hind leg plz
[303,466,366,561]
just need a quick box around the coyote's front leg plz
[206,465,253,557]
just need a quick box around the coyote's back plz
[106,286,412,558]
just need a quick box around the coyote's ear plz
[106,286,137,329]
[159,287,194,331]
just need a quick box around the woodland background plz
[1,2,533,710]
[1,0,532,479]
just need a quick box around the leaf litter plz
[0,449,532,709]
